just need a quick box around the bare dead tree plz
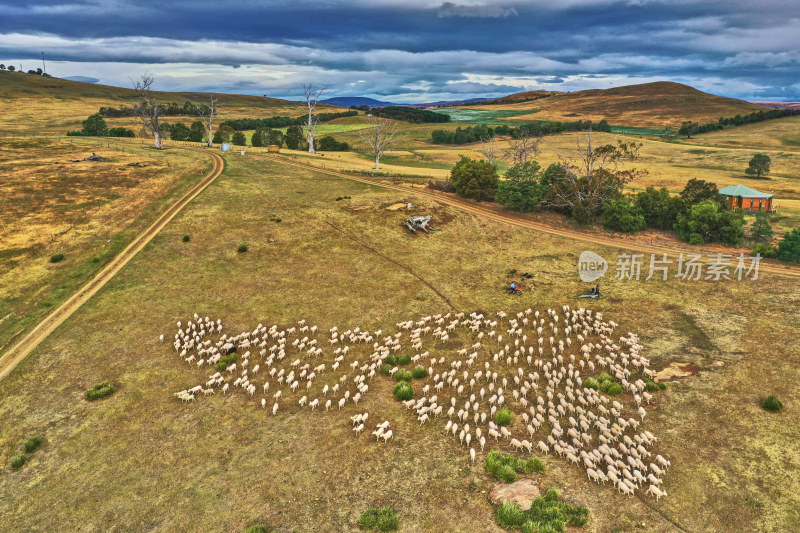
[478,135,498,164]
[357,116,402,169]
[546,128,646,221]
[197,96,219,148]
[302,83,326,153]
[132,72,163,149]
[504,131,541,167]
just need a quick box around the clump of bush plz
[412,365,428,379]
[393,381,414,401]
[394,369,413,381]
[495,408,513,426]
[85,381,116,401]
[49,253,65,263]
[397,354,411,365]
[644,379,667,392]
[763,395,783,412]
[752,243,776,258]
[269,217,283,223]
[497,500,526,528]
[217,352,237,371]
[23,436,42,454]
[10,454,26,470]
[380,363,393,376]
[359,506,399,531]
[584,377,600,390]
[594,373,623,395]
[385,354,398,366]
[237,244,248,253]
[485,451,545,483]
[182,235,190,243]
[245,526,269,533]
[335,195,352,201]
[495,487,590,531]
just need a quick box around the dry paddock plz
[1,152,798,532]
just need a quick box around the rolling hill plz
[0,71,345,134]
[461,82,772,128]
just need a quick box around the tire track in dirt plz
[0,149,225,382]
[323,219,458,311]
[268,155,800,279]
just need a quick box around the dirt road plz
[267,154,800,279]
[0,150,225,382]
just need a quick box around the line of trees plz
[0,64,51,76]
[431,119,611,145]
[66,113,135,137]
[440,133,795,250]
[219,110,358,131]
[372,107,450,123]
[679,109,800,138]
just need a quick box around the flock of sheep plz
[167,305,669,500]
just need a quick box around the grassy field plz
[0,70,344,135]
[458,82,770,129]
[1,151,799,532]
[0,136,213,362]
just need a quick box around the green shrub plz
[584,377,599,390]
[182,235,190,242]
[10,454,26,470]
[385,354,398,366]
[412,365,428,379]
[394,369,413,381]
[763,395,783,412]
[602,196,645,233]
[359,507,398,532]
[23,436,42,454]
[777,229,800,263]
[380,363,393,376]
[606,383,623,396]
[596,372,614,383]
[644,379,667,392]
[397,354,411,365]
[495,408,513,426]
[393,381,414,401]
[85,381,116,401]
[49,253,65,263]
[496,500,525,529]
[543,488,560,502]
[752,243,777,258]
[497,464,518,483]
[237,244,248,253]
[566,505,590,527]
[485,450,545,482]
[245,526,268,533]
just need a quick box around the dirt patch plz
[384,202,410,211]
[488,478,540,511]
[655,361,699,382]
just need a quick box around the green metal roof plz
[718,184,773,199]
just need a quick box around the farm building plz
[718,184,775,213]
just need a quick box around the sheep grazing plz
[166,307,667,497]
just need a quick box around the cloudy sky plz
[1,0,799,102]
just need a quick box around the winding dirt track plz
[267,154,800,279]
[0,150,225,382]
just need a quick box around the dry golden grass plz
[0,136,212,359]
[1,153,798,532]
[459,82,770,128]
[0,71,343,135]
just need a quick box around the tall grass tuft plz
[85,381,116,401]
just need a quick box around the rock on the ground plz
[488,478,540,511]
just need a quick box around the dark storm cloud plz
[1,0,798,101]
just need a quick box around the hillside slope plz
[463,82,771,128]
[0,71,344,134]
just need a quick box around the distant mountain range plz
[320,96,490,109]
[750,101,800,111]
